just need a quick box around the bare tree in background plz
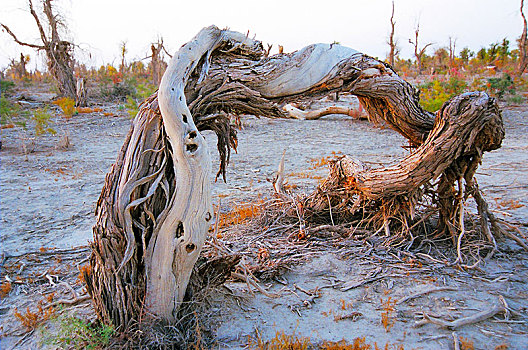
[9,53,30,78]
[409,22,432,75]
[448,37,457,69]
[119,41,128,73]
[519,0,528,75]
[1,0,83,104]
[149,38,170,86]
[387,1,399,67]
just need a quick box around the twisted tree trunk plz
[86,25,506,330]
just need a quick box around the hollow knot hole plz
[205,212,212,221]
[186,143,198,153]
[175,222,184,239]
[182,114,188,123]
[185,243,196,253]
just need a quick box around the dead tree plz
[1,0,81,104]
[11,53,29,78]
[519,0,528,75]
[149,38,170,86]
[86,25,507,330]
[387,1,399,68]
[119,41,127,73]
[409,22,432,75]
[448,37,457,69]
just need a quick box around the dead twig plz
[452,332,460,350]
[273,149,287,195]
[416,295,508,329]
[49,294,90,308]
[232,261,280,298]
[334,311,362,322]
[396,286,457,305]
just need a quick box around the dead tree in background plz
[9,53,29,78]
[119,41,127,73]
[387,0,399,68]
[448,37,457,69]
[1,0,82,105]
[519,0,528,75]
[409,22,432,75]
[149,38,170,86]
[86,25,508,330]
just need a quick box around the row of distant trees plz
[2,0,528,105]
[387,0,528,77]
[0,0,170,105]
[392,38,519,77]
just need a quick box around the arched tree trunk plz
[305,92,503,240]
[86,25,506,330]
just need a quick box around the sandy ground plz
[0,92,527,349]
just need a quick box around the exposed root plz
[416,295,509,329]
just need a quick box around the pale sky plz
[0,0,523,71]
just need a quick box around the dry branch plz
[282,104,364,120]
[396,286,457,305]
[417,296,508,329]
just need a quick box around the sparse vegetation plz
[46,316,114,349]
[1,96,55,137]
[53,97,76,119]
[419,76,468,112]
[380,297,396,332]
[13,303,55,331]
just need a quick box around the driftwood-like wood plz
[86,25,507,331]
[282,103,365,120]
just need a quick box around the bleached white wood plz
[145,27,216,321]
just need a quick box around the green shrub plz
[32,107,56,136]
[508,95,524,104]
[1,97,55,136]
[486,74,515,99]
[0,80,16,96]
[1,96,28,127]
[47,316,114,349]
[419,77,468,112]
[124,82,157,118]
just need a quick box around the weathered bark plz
[149,39,169,86]
[86,25,506,331]
[305,92,504,239]
[75,77,87,107]
[86,28,229,328]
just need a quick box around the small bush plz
[14,303,55,331]
[1,96,28,127]
[48,316,114,349]
[32,107,56,136]
[486,74,515,99]
[53,97,76,118]
[419,77,468,112]
[508,95,525,104]
[0,80,16,96]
